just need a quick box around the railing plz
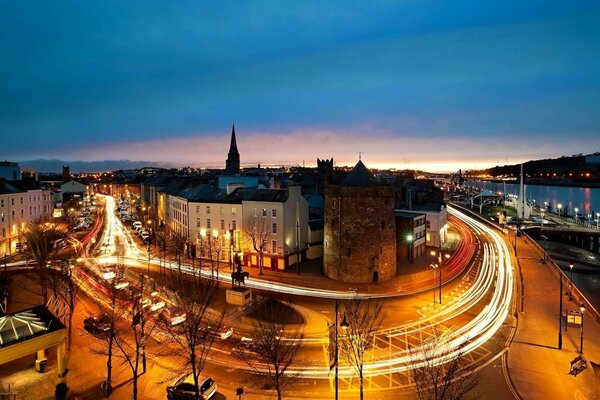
[451,202,600,324]
[521,231,600,324]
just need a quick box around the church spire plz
[229,124,239,154]
[226,123,240,174]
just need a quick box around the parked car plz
[166,374,217,400]
[159,306,187,326]
[84,314,111,334]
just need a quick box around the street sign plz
[567,311,583,326]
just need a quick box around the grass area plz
[246,299,304,325]
[479,205,518,219]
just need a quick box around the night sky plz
[2,1,599,171]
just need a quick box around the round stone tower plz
[323,160,396,283]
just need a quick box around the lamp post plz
[335,301,349,400]
[228,227,234,271]
[430,262,438,306]
[558,275,563,350]
[431,251,450,304]
[557,203,562,219]
[574,207,579,223]
[406,234,414,264]
[596,213,599,230]
[540,210,545,232]
[579,304,585,354]
[569,264,574,300]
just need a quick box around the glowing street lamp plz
[557,203,563,218]
[569,264,574,300]
[334,304,349,400]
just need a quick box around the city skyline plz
[2,1,600,171]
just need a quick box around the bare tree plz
[340,298,385,400]
[23,222,67,303]
[160,264,224,399]
[113,273,157,400]
[90,265,126,396]
[409,331,480,400]
[169,228,188,276]
[242,214,270,275]
[235,298,305,400]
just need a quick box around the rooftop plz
[342,160,378,187]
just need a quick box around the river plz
[465,180,600,217]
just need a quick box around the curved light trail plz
[85,196,514,379]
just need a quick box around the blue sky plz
[1,1,599,171]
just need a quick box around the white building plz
[162,182,309,271]
[61,180,88,202]
[395,204,448,248]
[1,182,53,257]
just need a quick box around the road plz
[1,195,518,399]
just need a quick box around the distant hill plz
[19,159,176,173]
[465,152,600,184]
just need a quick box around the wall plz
[324,185,396,283]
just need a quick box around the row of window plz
[197,218,278,234]
[0,197,23,207]
[200,206,278,219]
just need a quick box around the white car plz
[167,375,217,400]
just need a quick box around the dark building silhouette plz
[324,160,396,283]
[62,165,70,182]
[225,124,240,174]
[317,158,334,196]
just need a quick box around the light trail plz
[90,196,514,378]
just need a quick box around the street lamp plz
[557,203,562,218]
[430,262,438,305]
[569,264,574,300]
[431,251,450,304]
[540,209,545,232]
[579,304,586,354]
[334,302,350,400]
[574,207,579,223]
[406,234,414,263]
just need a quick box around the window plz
[20,197,23,204]
[232,220,237,230]
[272,209,277,218]
[196,218,201,228]
[11,199,14,206]
[221,220,225,230]
[272,240,277,254]
[272,223,277,234]
[426,221,431,229]
[206,206,210,214]
[220,206,224,216]
[206,219,211,229]
[262,208,267,217]
[231,207,237,216]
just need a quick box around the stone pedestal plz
[226,288,252,309]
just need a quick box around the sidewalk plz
[507,235,600,400]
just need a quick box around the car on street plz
[84,314,111,334]
[159,306,187,326]
[166,374,217,400]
